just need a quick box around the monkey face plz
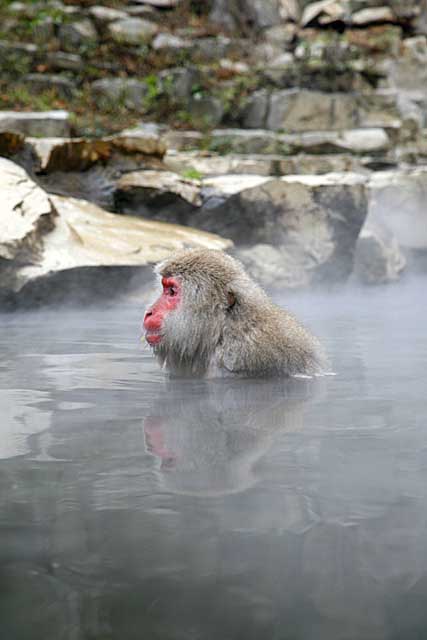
[143,276,182,346]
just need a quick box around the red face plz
[143,276,181,346]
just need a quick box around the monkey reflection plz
[143,377,318,496]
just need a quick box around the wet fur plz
[150,249,327,378]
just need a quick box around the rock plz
[8,1,80,18]
[0,131,25,158]
[209,0,281,31]
[263,89,403,133]
[28,137,112,172]
[0,159,231,306]
[218,58,250,74]
[262,24,297,47]
[193,37,232,62]
[346,25,402,56]
[159,67,201,100]
[358,91,402,129]
[396,94,424,140]
[277,153,369,174]
[261,51,295,82]
[188,95,224,129]
[351,6,396,25]
[279,0,300,22]
[200,174,271,208]
[241,90,270,129]
[24,74,77,100]
[131,0,181,6]
[354,223,406,285]
[115,170,202,222]
[191,172,369,286]
[108,18,158,45]
[164,150,282,176]
[209,129,283,154]
[0,157,55,263]
[267,89,357,132]
[235,243,311,289]
[88,6,129,24]
[166,126,392,157]
[301,0,346,27]
[243,0,283,30]
[151,32,191,51]
[163,130,204,150]
[369,169,427,249]
[252,41,282,64]
[386,36,427,91]
[7,193,231,305]
[46,51,84,72]
[286,128,391,154]
[42,192,229,270]
[28,126,166,172]
[58,19,98,52]
[91,78,148,111]
[414,1,427,33]
[208,0,237,30]
[0,111,71,137]
[114,170,268,221]
[108,124,167,157]
[126,5,159,19]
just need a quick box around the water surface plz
[1,281,426,640]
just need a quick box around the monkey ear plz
[226,291,236,310]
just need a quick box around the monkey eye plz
[162,276,179,299]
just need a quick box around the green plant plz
[0,51,32,78]
[0,84,66,113]
[176,109,192,125]
[182,167,203,180]
[142,73,163,111]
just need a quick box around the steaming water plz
[1,280,427,640]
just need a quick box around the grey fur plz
[147,249,328,378]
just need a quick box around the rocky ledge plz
[1,117,426,307]
[1,0,427,306]
[0,155,230,308]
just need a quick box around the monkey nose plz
[143,309,151,329]
[144,309,161,331]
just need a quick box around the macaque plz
[143,249,327,378]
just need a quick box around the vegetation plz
[181,167,203,180]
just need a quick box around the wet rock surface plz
[199,173,369,287]
[0,157,231,307]
[0,158,55,263]
[0,111,71,138]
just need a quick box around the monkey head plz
[143,249,244,375]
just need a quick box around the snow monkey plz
[143,249,327,378]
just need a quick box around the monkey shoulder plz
[218,304,324,377]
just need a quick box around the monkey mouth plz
[145,331,162,346]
